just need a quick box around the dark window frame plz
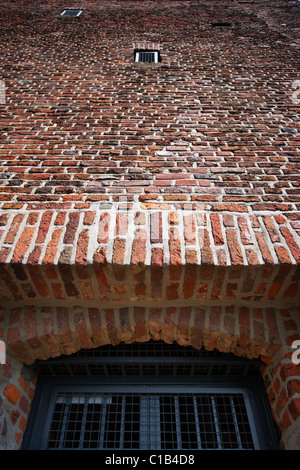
[22,350,279,450]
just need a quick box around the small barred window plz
[61,9,83,17]
[134,50,160,64]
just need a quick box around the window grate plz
[23,341,280,450]
[61,9,83,17]
[46,392,254,450]
[211,22,232,27]
[135,51,159,64]
[36,341,261,378]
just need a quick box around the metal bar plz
[193,396,202,449]
[149,396,160,449]
[98,396,108,449]
[140,396,148,449]
[119,395,126,449]
[174,396,182,450]
[230,396,243,449]
[39,355,259,365]
[79,395,89,448]
[211,396,222,450]
[58,394,71,449]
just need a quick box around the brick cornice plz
[0,206,299,310]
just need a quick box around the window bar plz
[140,396,148,449]
[230,396,243,449]
[98,396,108,449]
[193,396,202,449]
[79,395,89,448]
[58,395,71,449]
[211,396,222,449]
[119,395,126,449]
[149,396,160,449]
[174,396,182,450]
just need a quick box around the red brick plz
[11,227,35,263]
[75,229,89,265]
[112,237,126,265]
[280,226,300,263]
[226,229,244,265]
[131,228,147,265]
[115,213,128,236]
[199,229,214,265]
[150,212,163,243]
[210,213,224,246]
[169,227,182,266]
[63,212,80,245]
[42,228,62,264]
[134,307,147,341]
[255,232,275,264]
[97,212,110,244]
[5,214,24,244]
[238,217,253,245]
[4,384,21,405]
[35,211,53,244]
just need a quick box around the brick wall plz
[0,0,299,450]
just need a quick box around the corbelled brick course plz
[0,0,299,451]
[0,207,299,308]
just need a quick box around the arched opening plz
[22,340,280,450]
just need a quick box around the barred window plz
[61,9,83,17]
[134,50,159,64]
[22,342,279,450]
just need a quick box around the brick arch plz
[6,305,284,365]
[2,305,300,450]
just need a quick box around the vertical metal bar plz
[58,394,71,449]
[140,395,148,449]
[230,396,243,449]
[211,396,222,449]
[79,394,89,448]
[193,396,202,449]
[174,396,182,450]
[149,396,160,449]
[98,396,108,449]
[119,395,126,449]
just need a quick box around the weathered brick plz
[11,227,35,263]
[210,214,224,246]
